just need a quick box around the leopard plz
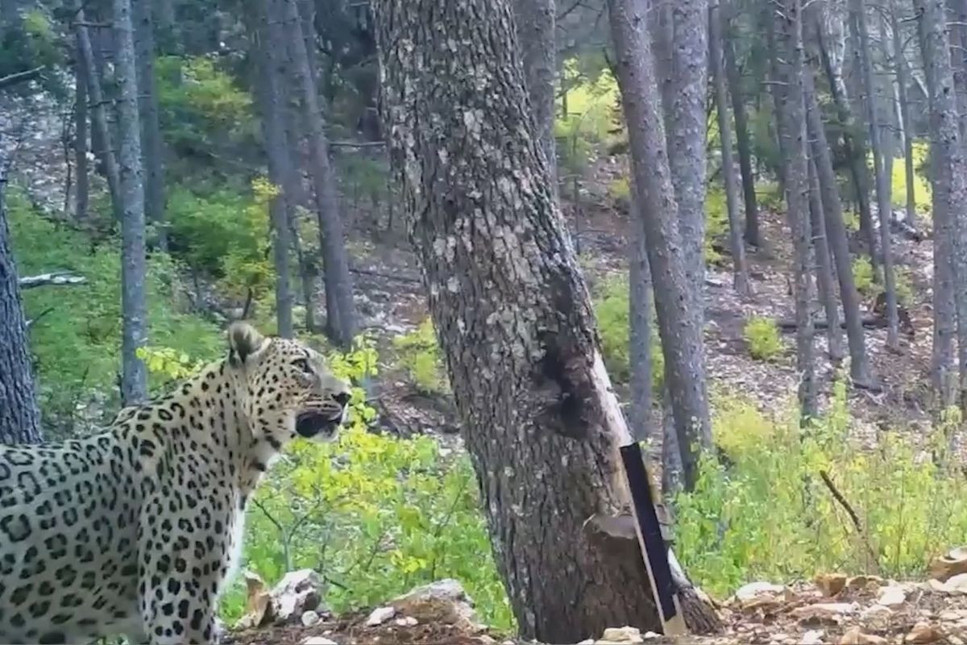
[0,322,352,644]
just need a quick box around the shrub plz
[852,256,914,307]
[743,316,783,361]
[704,187,730,266]
[592,273,664,389]
[555,57,622,174]
[675,381,967,598]
[392,318,449,395]
[886,142,932,215]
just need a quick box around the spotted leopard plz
[0,323,352,644]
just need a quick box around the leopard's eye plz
[292,358,312,374]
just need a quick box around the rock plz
[598,626,643,643]
[271,569,328,623]
[929,546,967,582]
[839,627,888,644]
[800,629,824,644]
[814,573,848,597]
[301,610,321,627]
[395,616,419,627]
[791,602,856,625]
[845,575,884,591]
[365,606,397,626]
[735,581,787,602]
[904,622,945,643]
[302,638,338,645]
[391,579,481,632]
[875,585,907,606]
[234,570,274,629]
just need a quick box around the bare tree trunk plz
[0,166,42,444]
[254,0,294,339]
[74,42,89,221]
[72,2,121,216]
[851,0,899,349]
[814,10,877,267]
[709,0,751,296]
[280,0,357,348]
[628,179,653,443]
[723,0,759,247]
[891,0,917,229]
[916,0,967,410]
[112,0,148,404]
[804,23,874,388]
[608,0,713,491]
[771,0,817,422]
[133,0,167,251]
[155,0,178,54]
[808,157,844,363]
[373,0,722,639]
[514,0,557,193]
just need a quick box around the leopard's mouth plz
[295,408,344,439]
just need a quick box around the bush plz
[886,142,932,216]
[555,57,622,174]
[743,316,783,361]
[392,318,449,395]
[704,187,730,266]
[675,382,967,598]
[592,273,664,389]
[852,256,914,307]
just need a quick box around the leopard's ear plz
[227,322,266,367]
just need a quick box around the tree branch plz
[0,67,44,91]
[19,272,87,289]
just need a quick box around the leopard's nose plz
[334,391,351,407]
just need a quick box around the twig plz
[25,307,55,330]
[819,469,881,574]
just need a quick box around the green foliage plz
[592,273,664,389]
[0,8,64,93]
[7,186,222,432]
[392,319,449,395]
[754,180,784,212]
[887,142,932,216]
[704,187,730,266]
[675,382,967,597]
[215,340,513,631]
[852,256,914,307]
[555,58,622,173]
[742,316,783,361]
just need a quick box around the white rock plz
[875,585,907,607]
[395,616,419,627]
[301,610,321,627]
[735,581,786,601]
[365,605,397,626]
[800,629,824,644]
[302,638,337,645]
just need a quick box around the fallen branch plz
[19,272,87,289]
[25,307,55,329]
[819,469,881,574]
[350,267,422,285]
[0,66,44,90]
[776,316,884,332]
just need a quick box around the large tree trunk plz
[771,0,817,422]
[609,0,712,490]
[113,0,148,405]
[723,0,759,247]
[916,0,967,410]
[850,0,899,349]
[132,0,167,251]
[0,166,42,444]
[891,0,917,229]
[628,179,653,443]
[808,156,845,363]
[280,0,357,348]
[709,0,751,296]
[373,0,722,639]
[514,0,557,193]
[804,24,874,388]
[73,42,89,221]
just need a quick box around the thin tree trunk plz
[891,0,917,229]
[281,0,357,348]
[255,0,295,339]
[133,0,167,251]
[608,0,713,491]
[373,0,722,639]
[113,0,148,404]
[514,0,558,193]
[709,0,751,296]
[72,2,121,216]
[808,156,844,363]
[723,0,759,247]
[74,42,89,221]
[916,0,967,410]
[0,165,42,444]
[851,0,899,349]
[628,178,653,443]
[804,21,874,388]
[771,0,817,422]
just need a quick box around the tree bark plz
[280,0,357,348]
[513,0,557,193]
[804,25,874,389]
[0,165,42,444]
[373,0,722,638]
[916,0,967,410]
[723,0,759,247]
[608,0,713,490]
[254,0,295,339]
[808,156,844,363]
[628,179,653,443]
[113,0,148,405]
[771,0,817,422]
[850,0,899,349]
[891,0,917,229]
[73,41,89,221]
[133,0,167,251]
[709,0,751,296]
